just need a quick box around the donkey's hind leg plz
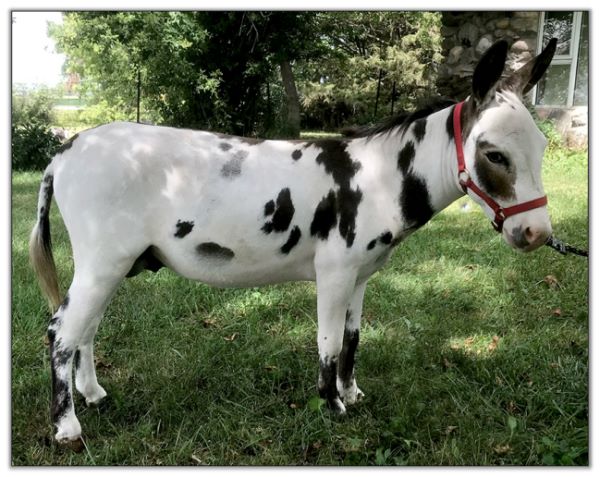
[48,266,126,445]
[74,316,107,406]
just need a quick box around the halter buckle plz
[492,209,505,232]
[458,170,470,191]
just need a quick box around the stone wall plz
[437,11,588,149]
[438,11,540,100]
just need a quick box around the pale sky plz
[12,11,65,87]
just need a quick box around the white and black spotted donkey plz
[30,39,557,448]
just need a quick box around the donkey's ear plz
[500,38,557,95]
[471,40,509,105]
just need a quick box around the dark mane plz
[341,97,457,139]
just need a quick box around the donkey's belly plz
[155,240,317,287]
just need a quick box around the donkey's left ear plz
[500,38,558,95]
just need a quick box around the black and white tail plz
[29,164,61,311]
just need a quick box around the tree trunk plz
[279,59,301,138]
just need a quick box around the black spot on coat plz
[397,141,416,175]
[49,335,74,423]
[313,139,361,188]
[379,231,393,245]
[310,190,338,240]
[174,220,194,238]
[262,188,295,234]
[280,226,302,254]
[367,230,393,250]
[413,118,427,142]
[400,174,434,228]
[318,357,339,408]
[337,187,363,247]
[221,150,248,178]
[197,242,235,260]
[309,140,364,248]
[219,142,232,151]
[339,322,359,389]
[291,149,302,160]
[264,200,275,216]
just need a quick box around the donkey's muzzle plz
[508,225,552,252]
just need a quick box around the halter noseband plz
[452,101,548,233]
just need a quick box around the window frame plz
[534,11,584,108]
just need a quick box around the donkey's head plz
[460,38,557,252]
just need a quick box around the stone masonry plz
[437,11,540,100]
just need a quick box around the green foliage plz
[299,12,443,128]
[536,118,565,153]
[538,436,587,465]
[50,12,321,135]
[49,12,443,135]
[78,100,133,126]
[11,88,61,170]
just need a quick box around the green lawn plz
[11,149,588,465]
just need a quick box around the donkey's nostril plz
[524,227,534,242]
[522,226,551,249]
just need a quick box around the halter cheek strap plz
[452,101,548,233]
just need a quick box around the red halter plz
[452,101,548,233]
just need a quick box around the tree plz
[49,12,443,134]
[50,11,324,137]
[298,12,443,128]
[50,12,215,128]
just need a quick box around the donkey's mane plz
[342,96,457,139]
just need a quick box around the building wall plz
[438,11,540,100]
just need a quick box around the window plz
[535,11,588,107]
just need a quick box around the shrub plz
[12,123,62,171]
[536,118,564,153]
[11,88,62,171]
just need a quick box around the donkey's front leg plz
[338,280,367,406]
[315,268,358,415]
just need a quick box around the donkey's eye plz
[485,151,508,166]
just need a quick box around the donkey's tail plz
[29,163,61,312]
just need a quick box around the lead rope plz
[545,235,588,257]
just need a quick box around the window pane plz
[543,12,574,56]
[574,12,588,106]
[536,64,570,106]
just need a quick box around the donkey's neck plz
[396,106,465,215]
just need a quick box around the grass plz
[11,149,588,465]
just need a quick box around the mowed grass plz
[11,149,588,465]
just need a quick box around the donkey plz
[30,39,557,447]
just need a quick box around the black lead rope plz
[545,235,588,257]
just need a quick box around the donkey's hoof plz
[85,394,106,407]
[84,386,107,407]
[58,436,85,453]
[328,397,347,416]
[340,385,365,406]
[355,387,365,402]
